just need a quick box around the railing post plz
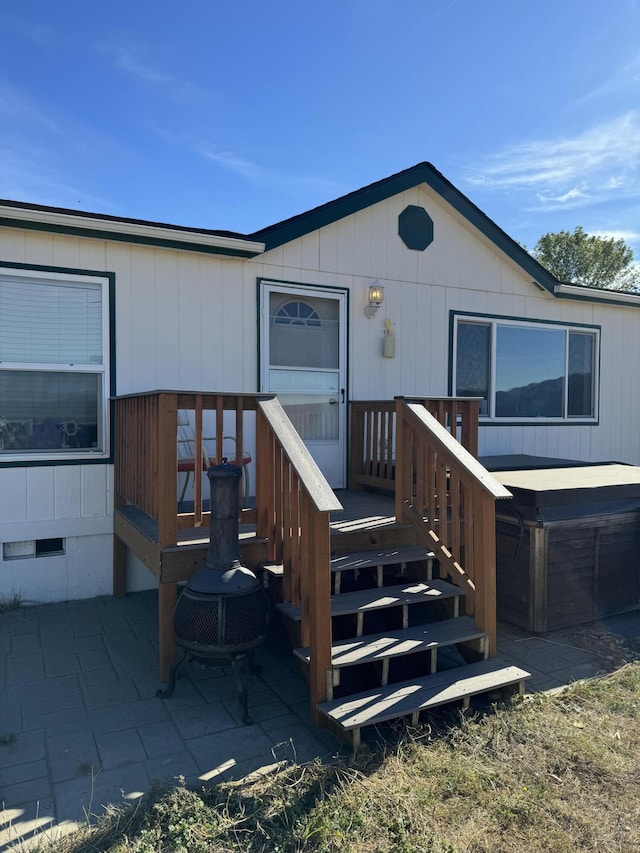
[193,395,203,527]
[157,393,179,683]
[472,489,497,655]
[306,506,333,727]
[461,399,480,457]
[348,404,365,490]
[256,407,276,560]
[157,393,178,549]
[394,397,406,523]
[289,470,301,607]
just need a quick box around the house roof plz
[250,161,561,294]
[250,161,640,307]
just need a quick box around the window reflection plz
[568,332,594,417]
[455,322,490,415]
[0,371,99,451]
[495,326,565,417]
[454,315,598,421]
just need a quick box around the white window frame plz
[452,314,600,424]
[0,265,111,463]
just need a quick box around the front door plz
[260,282,347,488]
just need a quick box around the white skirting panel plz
[0,533,113,604]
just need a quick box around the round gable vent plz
[398,205,434,251]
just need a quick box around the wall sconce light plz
[364,281,384,318]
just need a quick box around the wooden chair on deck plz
[177,410,251,503]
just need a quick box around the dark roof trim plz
[0,200,264,258]
[0,198,248,237]
[250,161,561,293]
[553,281,640,306]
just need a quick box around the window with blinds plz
[0,267,110,461]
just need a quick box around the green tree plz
[532,226,640,292]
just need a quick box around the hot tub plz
[490,463,640,632]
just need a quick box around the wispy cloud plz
[115,49,174,86]
[193,140,346,198]
[590,228,640,244]
[102,41,210,105]
[537,184,589,206]
[465,112,640,212]
[198,147,264,182]
[577,53,640,105]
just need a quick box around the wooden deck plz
[113,392,506,724]
[329,489,396,530]
[114,503,269,584]
[117,490,397,560]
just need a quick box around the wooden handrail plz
[349,397,480,492]
[256,398,341,513]
[394,399,511,654]
[257,397,342,725]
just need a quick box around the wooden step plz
[330,522,419,553]
[294,616,487,692]
[330,545,433,572]
[277,579,462,634]
[317,658,530,747]
[263,545,435,594]
[330,546,434,592]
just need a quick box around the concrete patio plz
[1,589,638,851]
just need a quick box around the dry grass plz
[24,661,640,853]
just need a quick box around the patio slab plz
[1,590,638,850]
[0,590,340,850]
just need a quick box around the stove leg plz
[248,650,262,675]
[232,657,252,725]
[156,648,187,698]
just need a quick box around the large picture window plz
[0,266,111,462]
[452,314,598,422]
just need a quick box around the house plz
[2,161,638,606]
[2,162,640,734]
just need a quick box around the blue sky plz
[2,0,640,259]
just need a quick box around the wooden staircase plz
[269,533,529,747]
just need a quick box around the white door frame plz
[259,280,348,488]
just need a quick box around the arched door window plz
[273,300,321,327]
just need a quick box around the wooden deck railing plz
[349,397,480,492]
[394,399,511,653]
[113,390,262,546]
[256,397,343,726]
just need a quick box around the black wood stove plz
[157,460,269,723]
